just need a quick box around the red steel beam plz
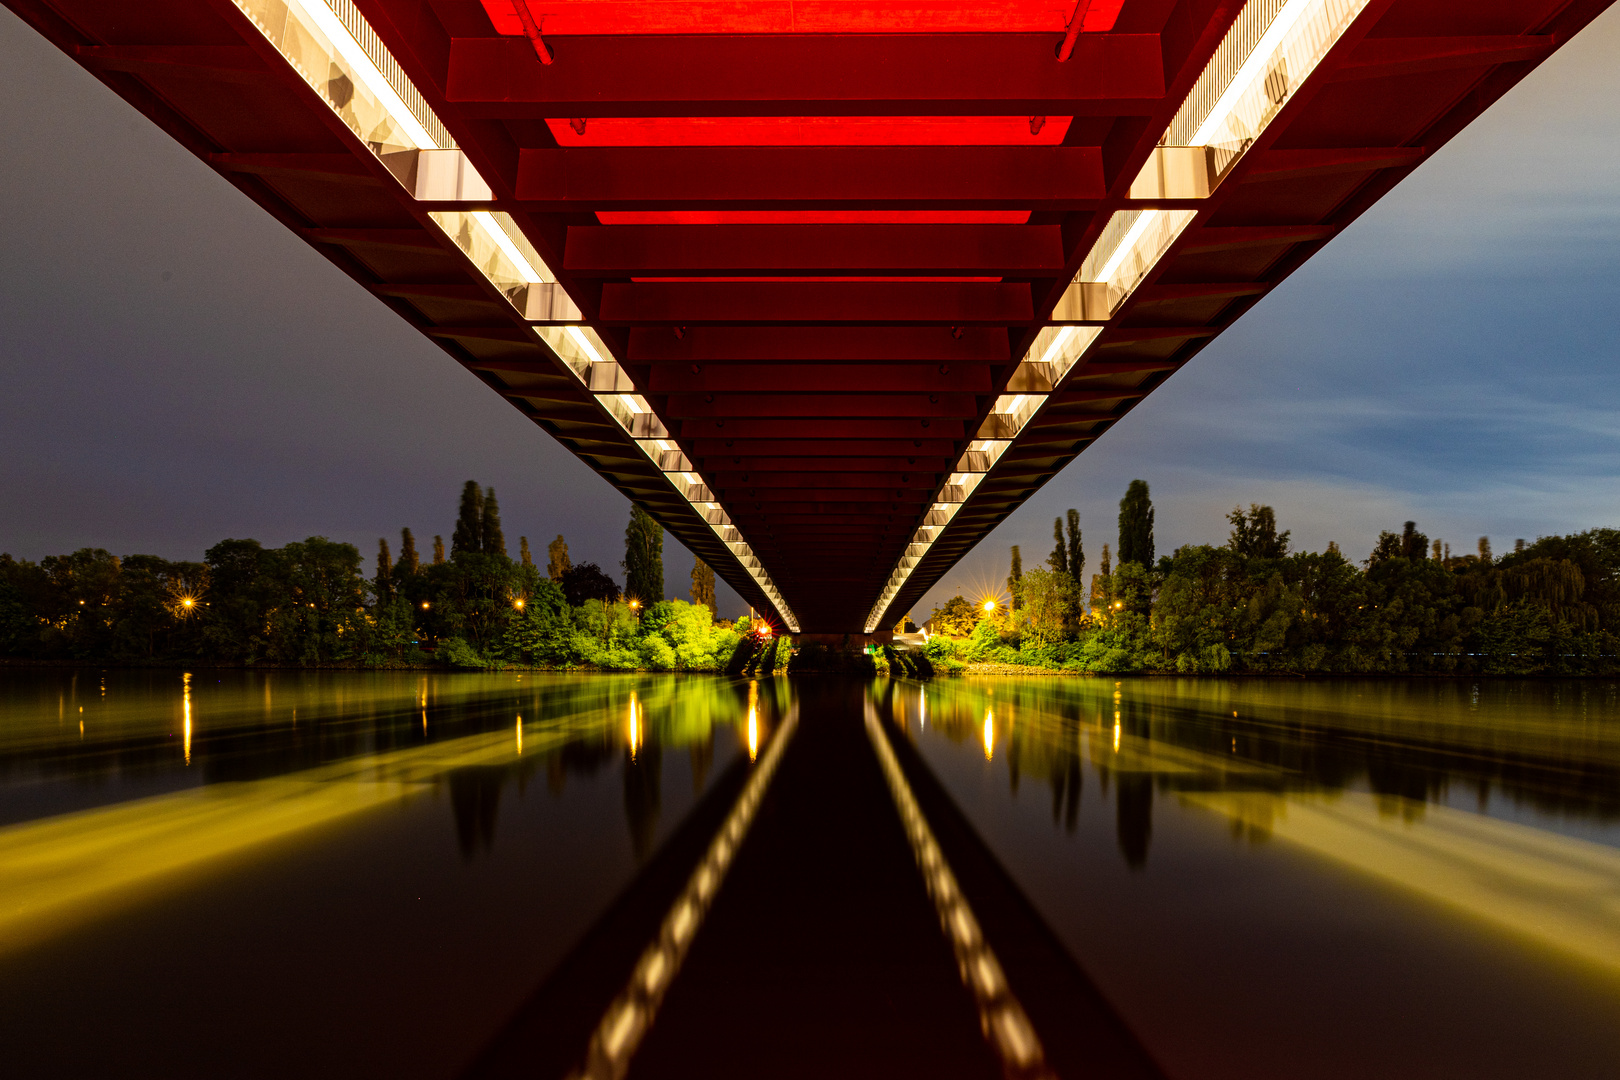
[514,147,1106,208]
[564,224,1065,276]
[629,326,1011,362]
[648,364,992,393]
[601,281,1032,325]
[661,392,981,418]
[444,33,1164,116]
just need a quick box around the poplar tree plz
[691,556,717,617]
[374,538,393,602]
[433,536,445,564]
[482,486,505,556]
[1049,518,1068,574]
[1065,508,1084,584]
[398,528,420,575]
[452,481,483,556]
[1007,545,1023,611]
[1478,536,1493,563]
[1117,479,1155,566]
[519,536,532,568]
[623,506,664,605]
[547,535,571,581]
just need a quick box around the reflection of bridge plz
[10,1,1609,632]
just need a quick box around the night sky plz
[2,7,1616,622]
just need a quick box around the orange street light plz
[513,598,525,609]
[421,601,430,610]
[629,599,640,610]
[982,599,996,613]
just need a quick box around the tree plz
[1401,521,1429,560]
[519,536,532,568]
[1227,504,1290,560]
[452,481,483,556]
[1118,480,1155,566]
[1090,543,1113,613]
[691,556,717,617]
[1065,508,1084,584]
[562,562,621,607]
[1020,567,1073,645]
[432,535,445,564]
[547,534,571,581]
[398,528,420,575]
[623,505,664,605]
[374,538,393,602]
[482,487,506,556]
[1007,545,1023,612]
[1049,518,1069,574]
[1478,536,1493,563]
[927,595,981,636]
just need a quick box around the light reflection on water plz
[894,675,1620,1079]
[0,669,776,1079]
[3,672,1620,1078]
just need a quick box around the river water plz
[1,671,1618,1078]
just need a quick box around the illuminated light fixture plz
[263,0,437,149]
[1038,325,1079,367]
[472,210,542,283]
[569,326,608,365]
[1189,0,1315,146]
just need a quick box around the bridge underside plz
[9,0,1610,631]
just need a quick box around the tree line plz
[0,482,742,671]
[925,480,1620,675]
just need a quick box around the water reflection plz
[0,670,781,955]
[900,676,1620,975]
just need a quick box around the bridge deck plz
[6,0,1612,630]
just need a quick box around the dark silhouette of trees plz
[482,487,505,556]
[623,505,664,605]
[398,528,420,576]
[452,481,484,556]
[1227,504,1290,560]
[432,535,445,564]
[562,562,621,607]
[547,534,570,581]
[519,536,532,568]
[1118,480,1155,566]
[374,538,393,602]
[691,556,717,616]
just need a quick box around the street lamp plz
[983,599,996,613]
[513,598,525,610]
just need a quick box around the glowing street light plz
[983,599,996,613]
[513,598,525,609]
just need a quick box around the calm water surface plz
[2,671,1618,1078]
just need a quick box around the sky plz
[1,7,1617,624]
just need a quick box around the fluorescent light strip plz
[1038,326,1079,367]
[1095,210,1162,286]
[568,326,608,366]
[281,0,438,148]
[1189,0,1311,146]
[472,211,542,284]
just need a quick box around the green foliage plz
[930,517,1620,676]
[926,594,982,636]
